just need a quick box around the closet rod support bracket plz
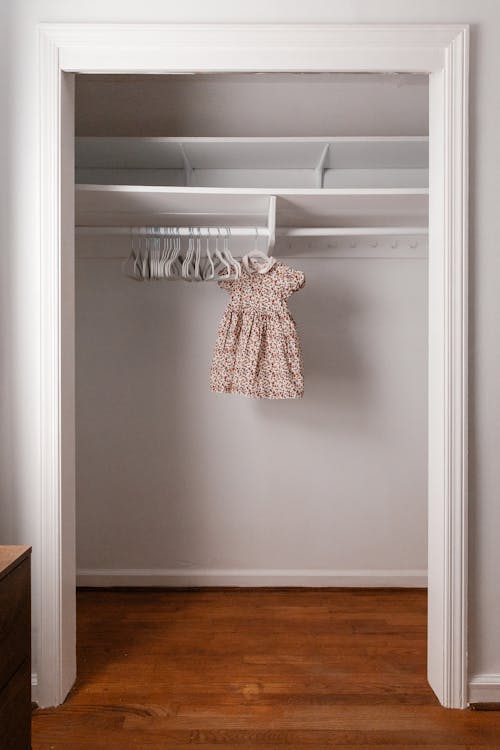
[267,195,277,252]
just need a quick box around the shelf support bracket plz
[267,195,277,252]
[315,143,330,188]
[179,143,193,187]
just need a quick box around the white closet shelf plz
[76,136,428,170]
[76,185,428,230]
[76,136,428,190]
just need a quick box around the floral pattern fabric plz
[210,262,305,399]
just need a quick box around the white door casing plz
[37,23,469,708]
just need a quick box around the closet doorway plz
[37,24,469,712]
[74,71,430,596]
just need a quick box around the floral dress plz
[210,261,305,399]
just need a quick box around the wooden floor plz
[32,588,500,749]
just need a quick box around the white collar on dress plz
[243,254,277,275]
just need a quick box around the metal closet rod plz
[76,226,428,237]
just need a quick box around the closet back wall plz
[75,74,428,587]
[76,73,429,137]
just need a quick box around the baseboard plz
[76,568,427,588]
[31,672,38,705]
[468,674,500,704]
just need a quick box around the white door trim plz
[37,23,469,708]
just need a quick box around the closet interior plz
[75,73,428,587]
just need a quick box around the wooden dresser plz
[0,546,31,750]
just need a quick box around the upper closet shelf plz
[76,184,428,230]
[76,136,429,190]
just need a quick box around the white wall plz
[75,247,428,585]
[76,72,429,137]
[2,0,500,699]
[74,74,429,586]
[76,74,428,585]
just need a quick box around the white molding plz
[76,568,428,588]
[37,22,469,709]
[38,29,77,711]
[426,25,469,711]
[41,23,463,74]
[39,25,65,711]
[468,675,500,704]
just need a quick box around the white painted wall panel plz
[76,73,429,138]
[75,251,428,579]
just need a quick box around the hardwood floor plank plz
[32,589,500,748]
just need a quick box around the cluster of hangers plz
[122,227,269,282]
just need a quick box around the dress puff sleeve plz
[282,265,306,298]
[218,278,235,292]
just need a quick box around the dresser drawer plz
[0,659,31,750]
[0,558,30,692]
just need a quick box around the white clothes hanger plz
[122,227,142,280]
[166,229,182,278]
[202,231,215,280]
[213,228,232,280]
[154,232,161,277]
[242,228,276,274]
[223,227,241,280]
[159,229,169,277]
[122,224,250,282]
[182,229,196,280]
[150,231,159,279]
[194,228,203,280]
[139,229,150,280]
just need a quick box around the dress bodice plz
[220,262,305,316]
